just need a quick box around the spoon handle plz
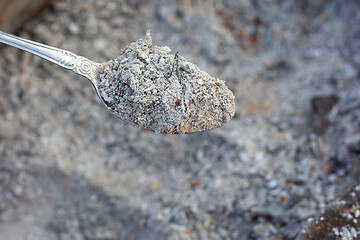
[0,30,100,82]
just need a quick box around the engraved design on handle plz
[0,31,101,82]
[59,50,101,81]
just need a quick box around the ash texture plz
[0,0,360,240]
[298,184,360,240]
[98,31,235,134]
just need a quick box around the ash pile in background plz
[0,0,359,239]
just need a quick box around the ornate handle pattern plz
[59,51,101,81]
[0,31,100,82]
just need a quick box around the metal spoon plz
[0,30,235,134]
[0,30,104,102]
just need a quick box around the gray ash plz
[98,30,235,134]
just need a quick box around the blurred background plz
[0,0,359,239]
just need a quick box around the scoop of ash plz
[98,30,235,134]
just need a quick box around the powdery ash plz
[98,31,235,134]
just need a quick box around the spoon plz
[0,31,103,99]
[0,30,235,134]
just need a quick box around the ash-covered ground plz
[0,0,359,239]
